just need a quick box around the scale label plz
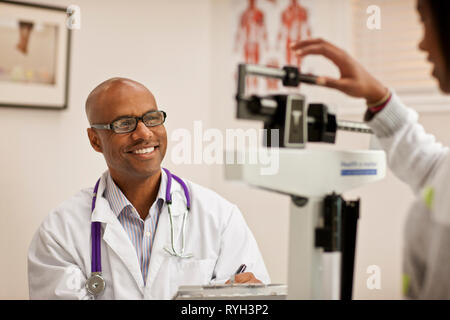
[341,169,377,176]
[341,161,378,176]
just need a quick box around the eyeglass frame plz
[90,110,167,134]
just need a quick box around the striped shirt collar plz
[104,169,168,218]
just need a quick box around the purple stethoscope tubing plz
[91,179,102,273]
[89,168,191,289]
[162,168,193,258]
[162,168,191,209]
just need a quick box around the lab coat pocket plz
[170,258,216,289]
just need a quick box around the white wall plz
[0,0,214,299]
[2,0,450,300]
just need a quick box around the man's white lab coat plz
[28,170,270,299]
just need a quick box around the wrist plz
[365,86,389,105]
[367,89,392,115]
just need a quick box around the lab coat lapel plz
[102,218,145,293]
[145,203,170,289]
[146,181,186,288]
[91,172,145,294]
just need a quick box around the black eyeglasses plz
[91,110,167,134]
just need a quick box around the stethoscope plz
[85,168,192,297]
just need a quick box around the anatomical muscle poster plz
[232,0,315,94]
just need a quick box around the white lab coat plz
[28,170,270,299]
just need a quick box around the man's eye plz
[116,119,134,127]
[144,113,162,124]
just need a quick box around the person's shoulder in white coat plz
[27,187,96,299]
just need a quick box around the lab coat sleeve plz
[28,224,90,300]
[211,205,271,284]
[367,92,449,193]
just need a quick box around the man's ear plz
[87,128,103,153]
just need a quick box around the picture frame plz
[0,0,71,110]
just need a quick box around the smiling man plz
[28,78,270,300]
[86,78,167,221]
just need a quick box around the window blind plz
[352,0,450,111]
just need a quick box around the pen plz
[229,264,247,285]
[235,264,247,275]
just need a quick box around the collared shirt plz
[103,170,165,284]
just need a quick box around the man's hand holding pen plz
[225,264,263,285]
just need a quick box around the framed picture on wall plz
[0,0,71,110]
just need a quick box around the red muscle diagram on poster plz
[232,0,314,93]
[235,0,268,65]
[277,0,311,68]
[234,0,269,89]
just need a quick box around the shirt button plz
[145,231,151,238]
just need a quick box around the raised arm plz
[290,38,448,192]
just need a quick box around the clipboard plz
[173,283,287,300]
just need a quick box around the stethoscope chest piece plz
[86,272,106,296]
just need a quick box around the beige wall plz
[0,0,214,299]
[1,0,450,300]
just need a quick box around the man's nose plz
[131,120,153,140]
